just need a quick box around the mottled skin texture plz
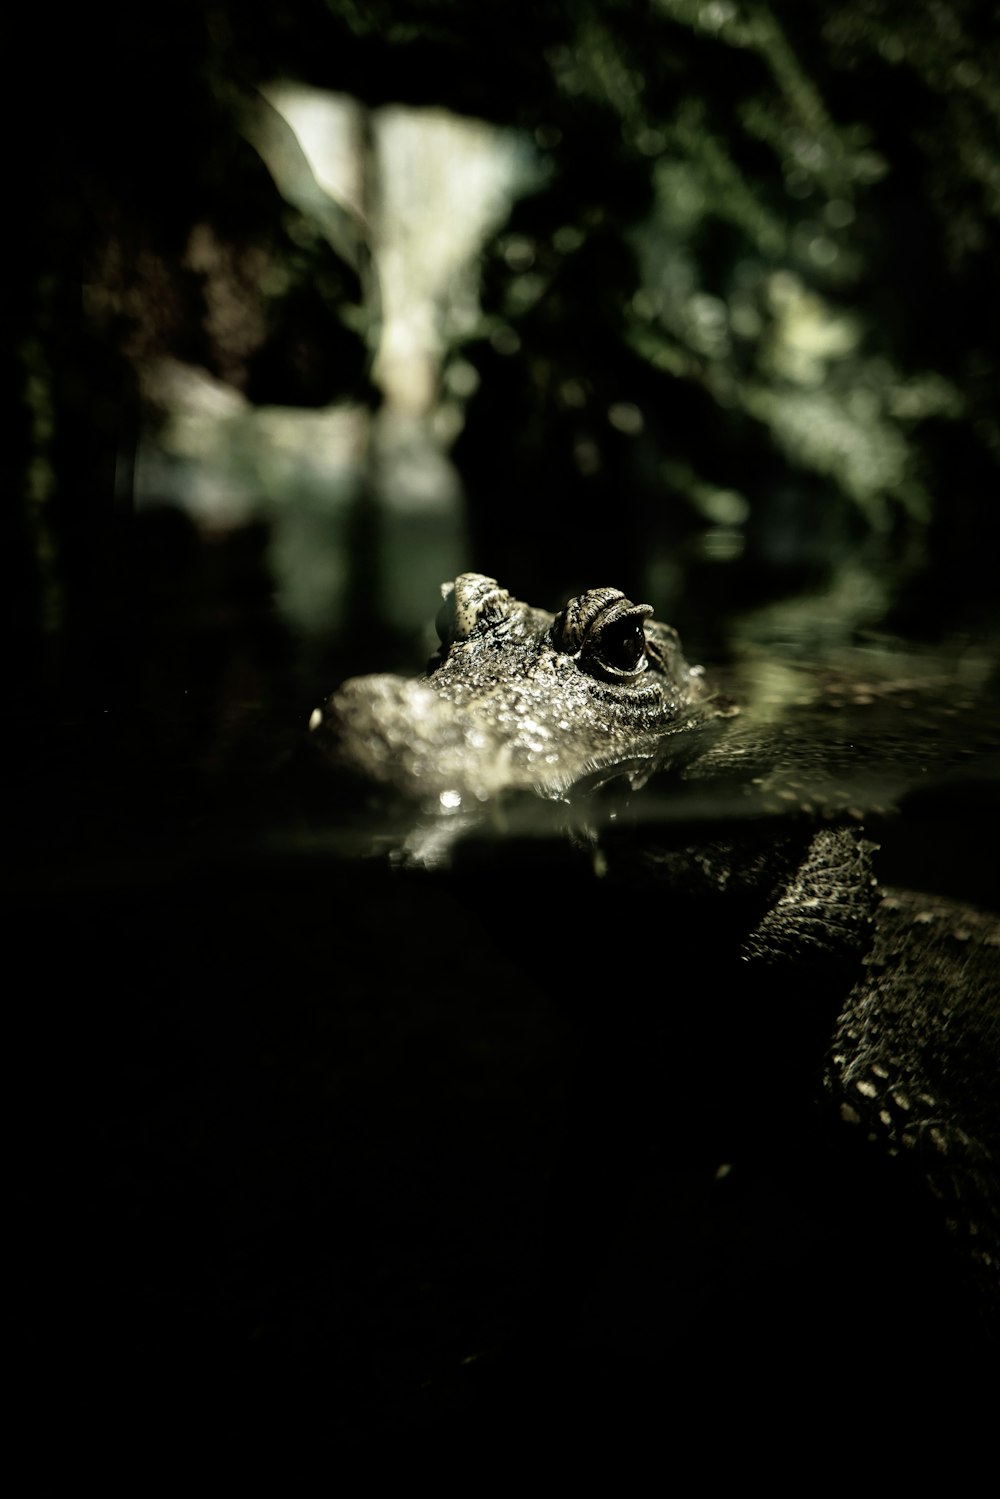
[832,889,1000,1317]
[314,572,1000,1333]
[640,828,1000,1325]
[312,573,723,802]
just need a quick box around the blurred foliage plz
[8,0,1000,716]
[452,0,1000,628]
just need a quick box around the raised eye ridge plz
[436,573,511,646]
[553,588,653,682]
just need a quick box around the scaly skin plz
[312,572,1000,1333]
[311,573,725,803]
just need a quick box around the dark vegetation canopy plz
[9,0,1000,705]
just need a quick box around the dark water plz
[281,627,1000,908]
[9,621,1000,1471]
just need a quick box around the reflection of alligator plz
[314,573,1000,1352]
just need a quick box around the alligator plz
[311,573,1000,1360]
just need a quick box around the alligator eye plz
[595,614,647,674]
[554,588,653,683]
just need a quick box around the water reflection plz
[296,578,1000,911]
[135,86,543,641]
